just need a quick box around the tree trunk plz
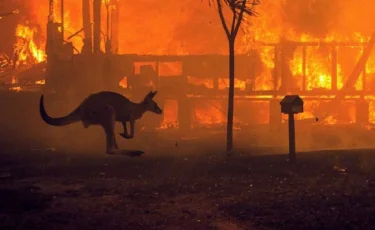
[227,39,235,153]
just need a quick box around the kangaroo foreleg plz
[119,120,135,139]
[129,120,135,138]
[119,121,129,137]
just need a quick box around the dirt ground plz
[1,136,375,230]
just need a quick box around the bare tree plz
[205,0,259,154]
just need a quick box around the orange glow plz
[14,0,375,127]
[369,101,375,124]
[282,100,320,121]
[254,46,275,91]
[22,0,375,55]
[158,99,179,129]
[188,76,214,89]
[158,62,182,76]
[9,86,22,92]
[218,78,246,91]
[193,101,226,127]
[119,77,128,88]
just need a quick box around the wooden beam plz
[328,32,375,105]
[331,45,338,90]
[82,0,92,53]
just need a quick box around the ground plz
[1,139,375,230]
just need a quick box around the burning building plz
[2,0,375,140]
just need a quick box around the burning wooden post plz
[82,0,92,54]
[111,0,119,54]
[61,0,65,39]
[104,0,112,54]
[46,0,64,91]
[280,95,304,163]
[93,0,102,54]
[331,45,338,91]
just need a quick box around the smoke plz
[118,0,228,54]
[3,0,374,56]
[281,0,341,37]
[336,0,375,35]
[281,0,374,37]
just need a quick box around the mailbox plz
[280,95,304,114]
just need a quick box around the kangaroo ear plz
[148,91,157,98]
[151,91,157,98]
[144,91,156,101]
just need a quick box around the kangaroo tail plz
[39,95,82,126]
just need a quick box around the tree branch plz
[216,0,231,39]
[233,0,246,37]
[230,3,236,36]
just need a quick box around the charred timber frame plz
[44,40,374,100]
[118,40,374,128]
[121,40,372,99]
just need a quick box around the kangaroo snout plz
[156,107,163,114]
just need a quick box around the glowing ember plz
[119,77,128,88]
[9,86,22,92]
[35,80,45,85]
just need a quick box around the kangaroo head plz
[142,91,162,114]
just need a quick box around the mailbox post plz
[280,95,304,163]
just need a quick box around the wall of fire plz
[39,0,375,131]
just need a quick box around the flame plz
[14,24,46,64]
[35,79,45,85]
[119,77,127,88]
[255,46,275,90]
[10,23,46,89]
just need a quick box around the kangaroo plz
[39,91,163,154]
